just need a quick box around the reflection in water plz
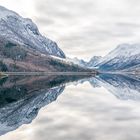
[0,75,91,136]
[90,74,140,101]
[0,74,140,137]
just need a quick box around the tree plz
[0,61,8,72]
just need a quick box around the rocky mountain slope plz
[0,6,65,58]
[122,64,140,74]
[0,6,93,72]
[86,44,140,72]
[87,56,102,68]
[97,44,140,71]
[66,56,102,68]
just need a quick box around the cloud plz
[32,0,140,59]
[1,0,140,60]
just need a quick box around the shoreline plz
[0,72,97,76]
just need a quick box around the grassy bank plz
[0,72,8,78]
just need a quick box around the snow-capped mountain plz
[66,44,140,72]
[96,44,140,71]
[67,43,140,72]
[122,64,140,74]
[88,44,140,72]
[87,56,102,68]
[0,6,65,58]
[66,57,87,67]
[0,6,93,72]
[66,56,102,68]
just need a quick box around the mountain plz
[0,6,65,58]
[88,44,140,72]
[66,57,87,67]
[122,64,140,74]
[0,6,94,73]
[87,56,102,68]
[66,56,102,68]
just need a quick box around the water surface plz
[0,74,140,140]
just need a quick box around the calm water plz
[0,74,140,140]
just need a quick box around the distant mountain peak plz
[87,56,102,68]
[107,44,140,58]
[87,44,140,72]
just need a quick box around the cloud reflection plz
[1,74,140,140]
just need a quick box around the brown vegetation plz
[0,40,94,72]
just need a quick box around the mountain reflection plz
[0,73,139,136]
[90,74,140,101]
[0,74,91,136]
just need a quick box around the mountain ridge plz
[69,44,140,73]
[0,6,65,58]
[0,6,95,73]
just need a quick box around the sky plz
[0,0,140,60]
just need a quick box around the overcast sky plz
[0,0,140,60]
